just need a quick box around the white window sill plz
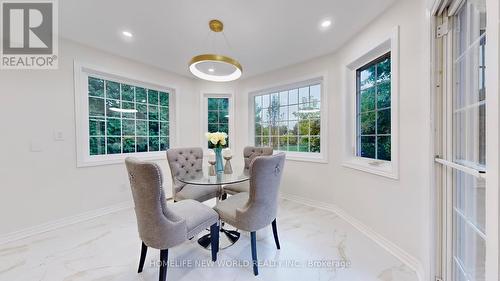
[77,152,166,167]
[278,151,328,164]
[342,157,398,179]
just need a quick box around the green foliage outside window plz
[357,53,391,161]
[254,84,321,153]
[87,76,170,155]
[207,98,229,148]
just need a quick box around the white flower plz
[205,131,228,146]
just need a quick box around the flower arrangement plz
[205,132,228,174]
[205,132,228,148]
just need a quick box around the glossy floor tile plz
[0,199,418,281]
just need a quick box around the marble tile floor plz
[0,199,418,281]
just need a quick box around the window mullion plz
[134,86,137,153]
[104,80,108,155]
[375,62,379,160]
[119,83,123,154]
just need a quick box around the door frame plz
[431,0,500,280]
[432,9,455,281]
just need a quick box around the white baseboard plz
[280,193,426,281]
[0,201,133,245]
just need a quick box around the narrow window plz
[356,53,391,160]
[207,97,229,148]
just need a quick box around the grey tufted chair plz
[214,153,286,276]
[166,147,220,202]
[125,158,219,281]
[224,146,273,195]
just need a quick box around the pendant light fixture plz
[189,19,242,82]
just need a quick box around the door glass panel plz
[452,1,486,281]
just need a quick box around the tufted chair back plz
[166,147,204,196]
[243,146,273,170]
[125,158,187,249]
[236,153,286,231]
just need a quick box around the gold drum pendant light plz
[189,19,242,82]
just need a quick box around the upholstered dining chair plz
[214,153,286,276]
[166,147,220,202]
[224,146,273,195]
[125,158,219,281]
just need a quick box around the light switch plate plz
[54,131,64,141]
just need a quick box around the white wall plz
[485,0,500,278]
[0,39,198,235]
[236,0,431,276]
[0,1,433,277]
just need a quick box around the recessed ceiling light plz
[320,19,332,28]
[122,31,133,38]
[208,68,215,72]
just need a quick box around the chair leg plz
[250,231,258,276]
[210,222,219,261]
[159,249,168,281]
[138,241,148,273]
[271,219,281,250]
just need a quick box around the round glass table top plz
[175,167,249,186]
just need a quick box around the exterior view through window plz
[207,97,229,148]
[87,76,170,155]
[254,83,321,153]
[451,1,486,280]
[356,53,391,161]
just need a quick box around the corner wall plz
[236,0,431,276]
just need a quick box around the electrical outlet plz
[30,140,43,152]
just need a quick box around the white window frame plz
[248,76,328,163]
[200,93,234,152]
[342,26,400,179]
[74,61,177,167]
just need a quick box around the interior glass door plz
[450,1,486,280]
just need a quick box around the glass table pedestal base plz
[176,168,249,250]
[197,227,240,249]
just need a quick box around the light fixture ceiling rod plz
[222,31,232,50]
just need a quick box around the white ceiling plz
[60,0,397,80]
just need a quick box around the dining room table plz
[175,167,250,249]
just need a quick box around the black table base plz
[198,227,240,249]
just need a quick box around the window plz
[450,3,486,281]
[343,27,398,178]
[201,93,233,150]
[356,53,391,161]
[252,80,323,158]
[207,97,229,148]
[75,63,175,167]
[88,76,170,155]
